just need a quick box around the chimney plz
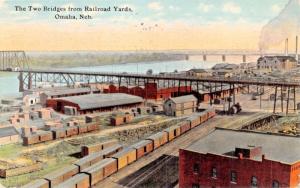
[296,36,298,62]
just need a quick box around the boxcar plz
[77,125,88,134]
[75,144,123,171]
[207,108,216,119]
[179,121,191,134]
[74,153,103,172]
[23,134,39,146]
[21,179,49,188]
[56,173,89,188]
[87,123,99,132]
[130,140,154,159]
[51,128,66,139]
[65,126,79,137]
[163,125,181,142]
[44,165,79,187]
[82,158,117,186]
[200,112,208,123]
[146,131,168,149]
[38,131,53,142]
[111,148,137,170]
[187,115,201,128]
[81,140,118,157]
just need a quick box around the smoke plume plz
[259,0,300,52]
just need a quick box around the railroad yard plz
[0,51,300,188]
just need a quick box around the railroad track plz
[117,120,218,188]
[96,114,258,188]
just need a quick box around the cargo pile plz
[22,115,101,146]
[21,108,216,188]
[110,112,134,126]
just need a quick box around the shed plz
[47,93,143,114]
[163,95,197,116]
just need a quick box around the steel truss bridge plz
[17,69,300,114]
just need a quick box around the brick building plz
[257,56,297,70]
[179,128,300,188]
[103,83,192,100]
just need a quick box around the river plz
[0,60,217,98]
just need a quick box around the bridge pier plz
[242,55,246,63]
[222,55,226,62]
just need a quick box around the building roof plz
[42,87,98,97]
[188,69,208,73]
[167,95,197,104]
[212,63,239,70]
[185,128,300,164]
[0,126,18,138]
[130,140,152,149]
[258,56,297,62]
[58,93,143,110]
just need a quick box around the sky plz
[0,0,291,51]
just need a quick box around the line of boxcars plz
[23,122,100,146]
[22,109,215,188]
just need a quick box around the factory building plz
[163,95,197,116]
[103,83,192,100]
[179,128,300,188]
[47,93,143,115]
[257,56,297,70]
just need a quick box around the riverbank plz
[28,52,186,68]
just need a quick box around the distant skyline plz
[0,0,293,51]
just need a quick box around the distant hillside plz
[27,52,186,68]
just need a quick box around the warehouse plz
[47,93,143,114]
[0,126,19,145]
[163,95,197,116]
[179,128,300,188]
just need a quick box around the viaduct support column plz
[18,72,24,92]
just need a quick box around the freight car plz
[111,147,137,170]
[22,109,216,187]
[178,121,191,134]
[146,131,168,149]
[56,173,90,188]
[81,139,118,157]
[82,158,117,186]
[130,140,154,159]
[187,115,201,128]
[163,125,181,141]
[75,144,123,171]
[44,165,79,187]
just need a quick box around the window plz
[211,167,217,178]
[251,176,258,187]
[231,171,237,183]
[272,180,279,188]
[144,146,147,153]
[192,183,199,188]
[193,164,199,174]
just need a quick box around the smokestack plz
[296,36,298,61]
